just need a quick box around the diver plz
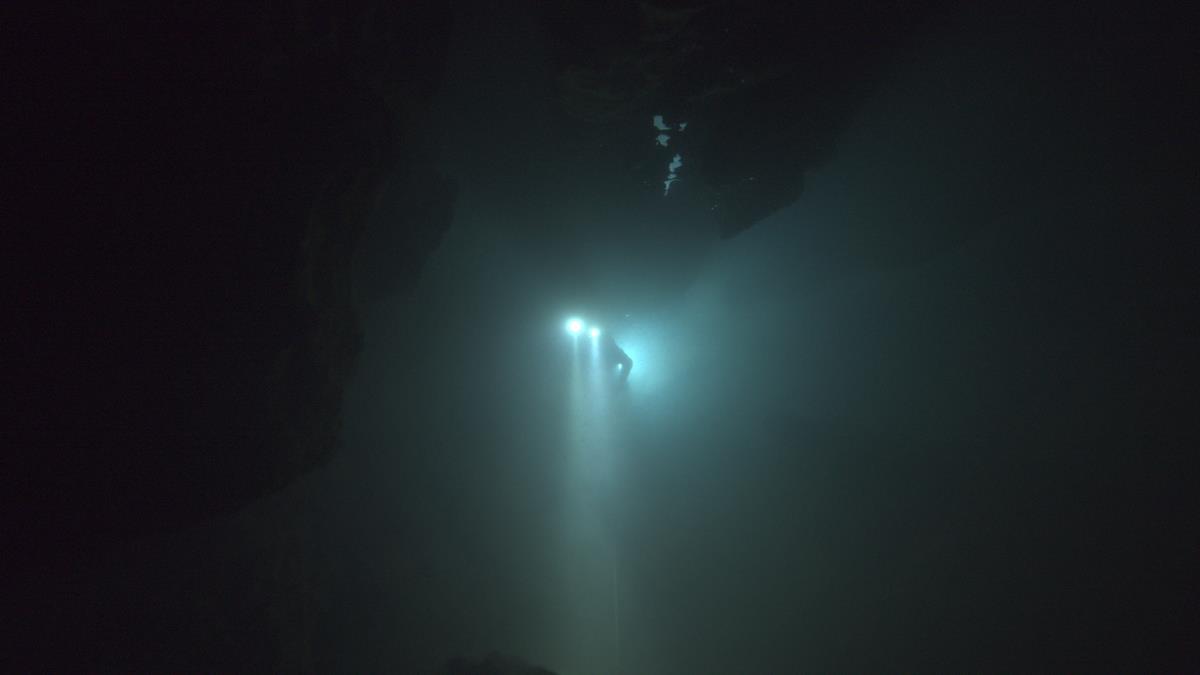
[599,331,633,382]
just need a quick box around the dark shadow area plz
[6,0,1197,672]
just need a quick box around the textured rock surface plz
[538,0,947,237]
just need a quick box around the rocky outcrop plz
[539,0,948,237]
[10,2,455,556]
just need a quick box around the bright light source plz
[565,317,584,335]
[589,326,601,338]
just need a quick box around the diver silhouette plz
[598,331,633,382]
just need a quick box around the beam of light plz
[556,310,687,672]
[559,311,626,672]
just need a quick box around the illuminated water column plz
[557,319,622,675]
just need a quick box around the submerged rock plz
[539,0,948,237]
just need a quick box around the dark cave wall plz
[536,0,950,238]
[10,1,455,554]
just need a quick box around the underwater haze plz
[9,1,1197,672]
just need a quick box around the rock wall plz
[538,0,949,237]
[9,1,455,558]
